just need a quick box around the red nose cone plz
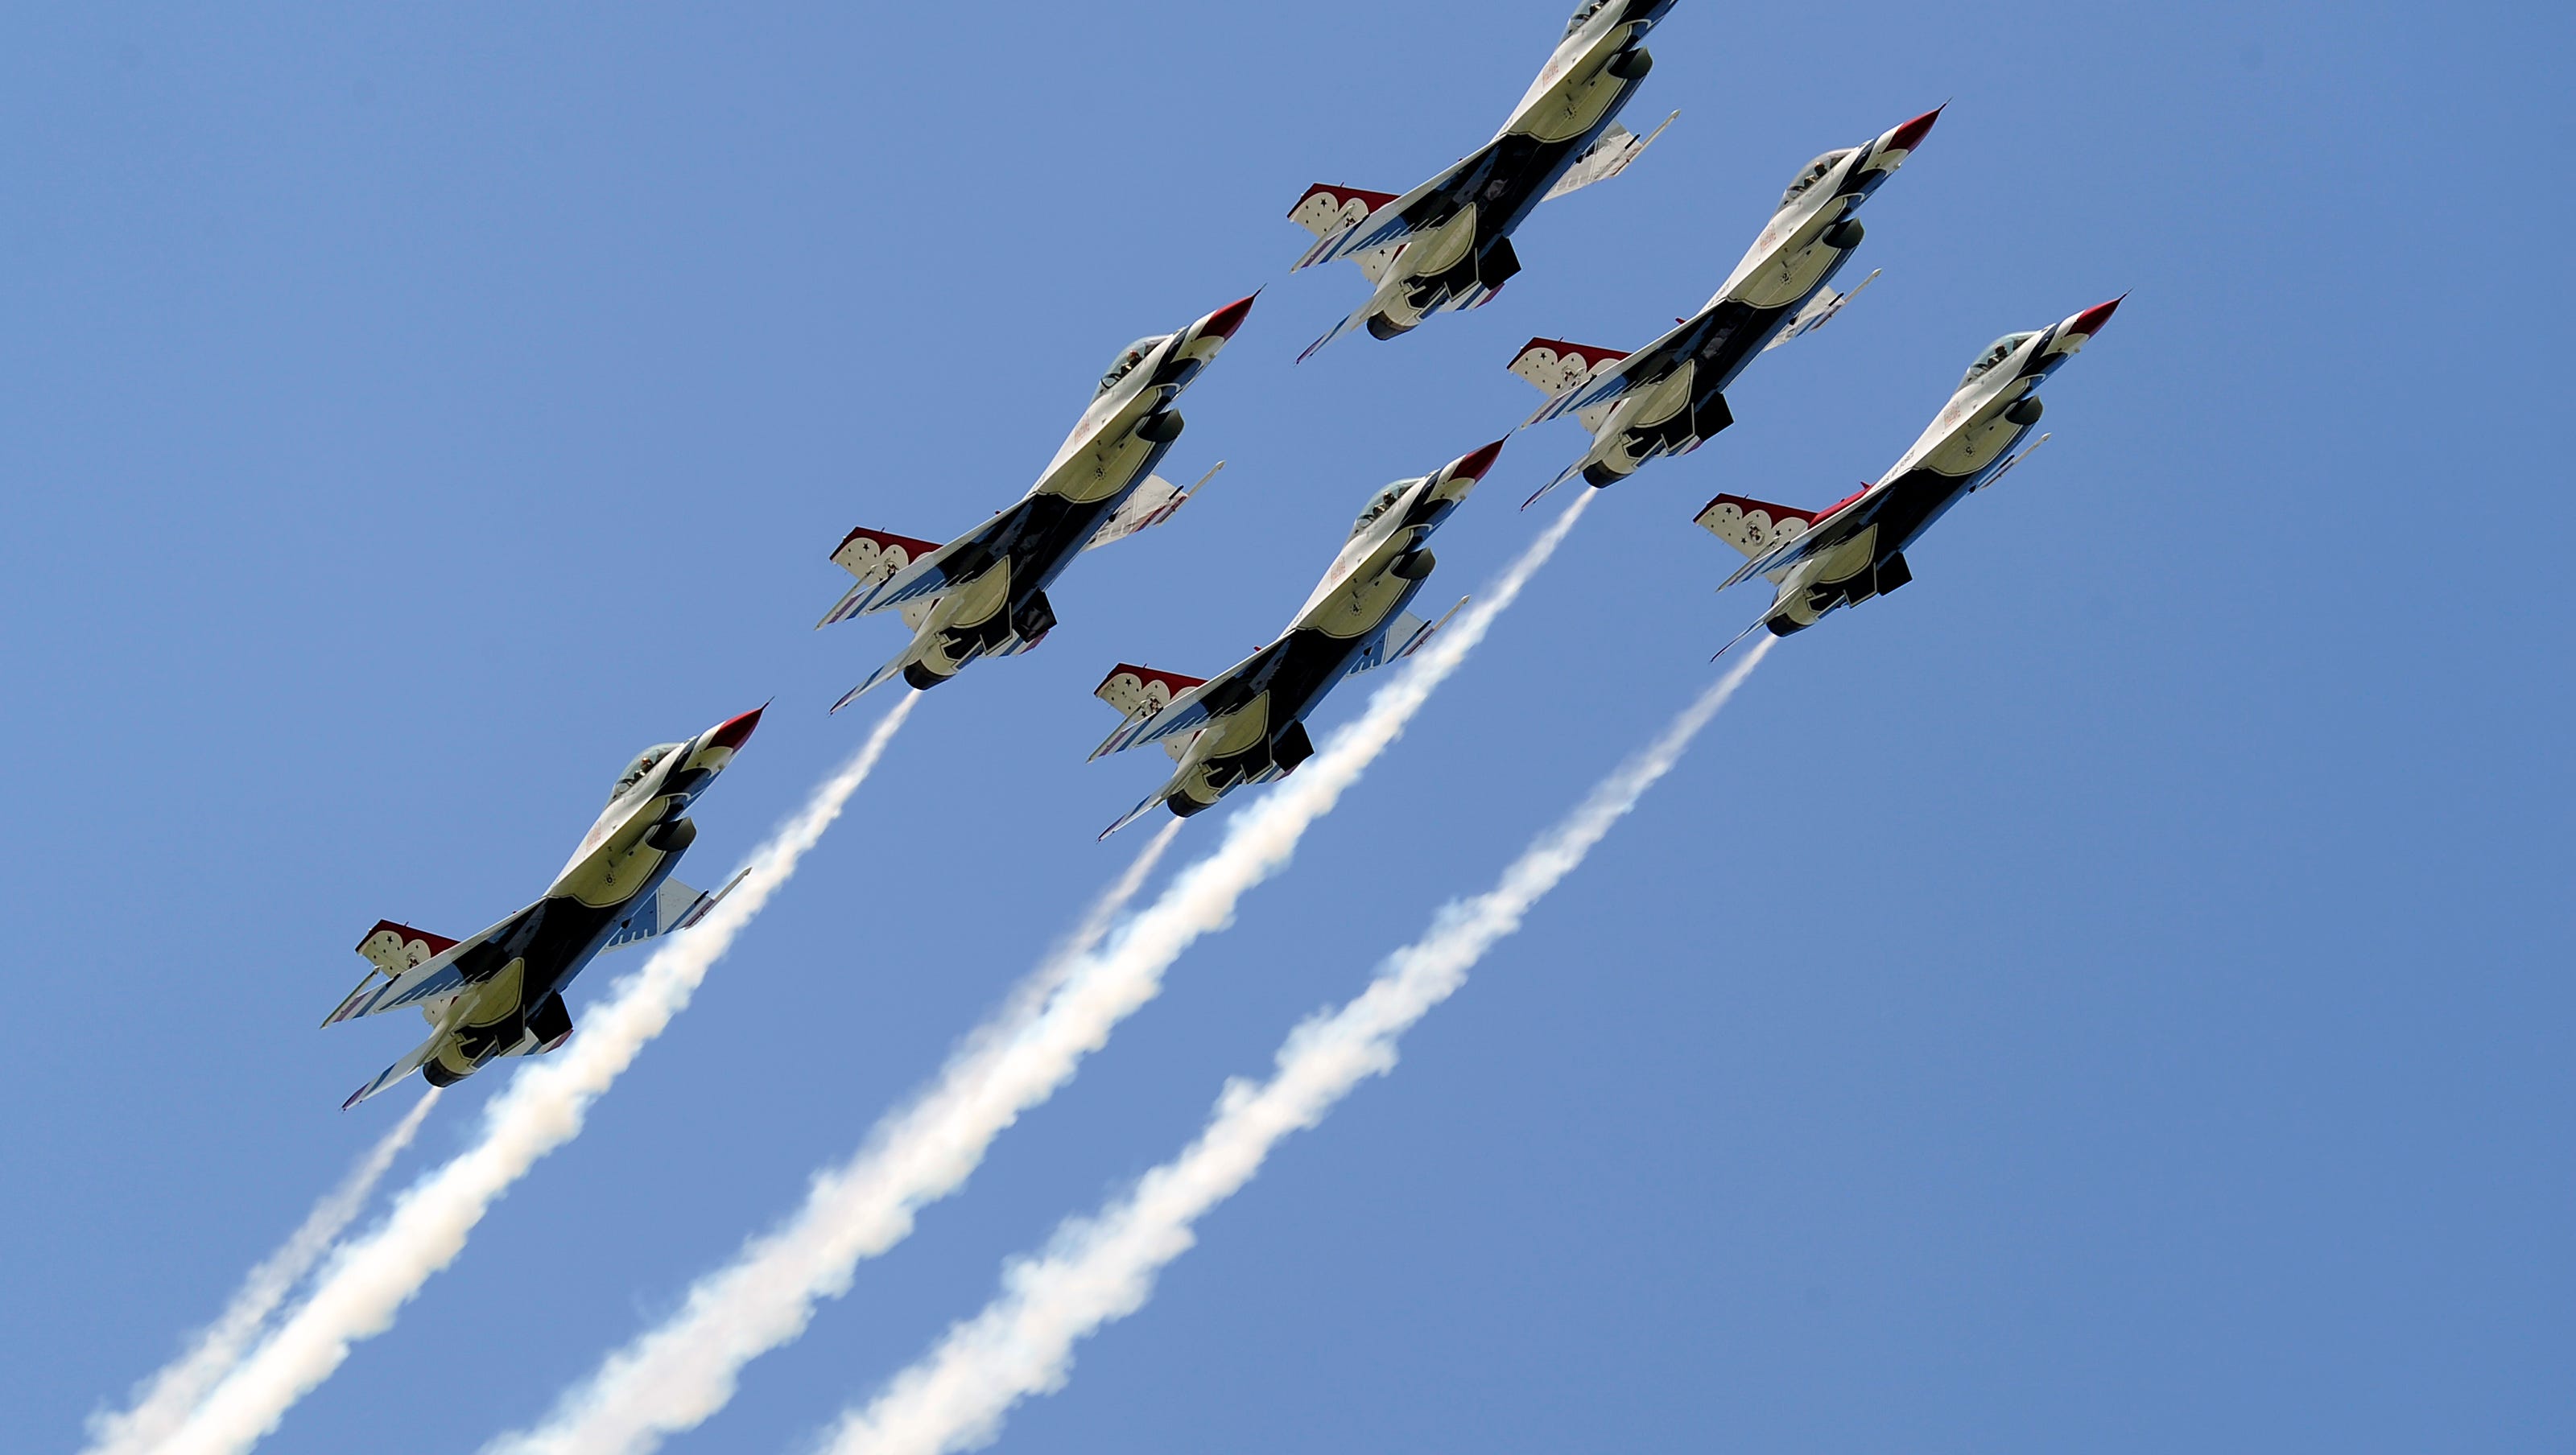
[1885,104,1944,154]
[708,705,765,752]
[2069,295,2125,339]
[1452,439,1508,481]
[1202,294,1257,341]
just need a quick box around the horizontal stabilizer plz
[1098,785,1171,842]
[1695,493,1823,563]
[819,527,947,628]
[1763,269,1880,352]
[1542,110,1677,201]
[829,646,919,715]
[343,1032,442,1110]
[1086,462,1226,550]
[603,869,749,952]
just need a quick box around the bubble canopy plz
[609,744,684,805]
[1349,480,1413,541]
[1780,149,1855,210]
[1960,332,2038,390]
[1096,336,1168,398]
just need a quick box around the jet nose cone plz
[1453,439,1509,481]
[1885,104,1944,154]
[2068,295,2125,339]
[1202,293,1258,341]
[708,704,766,752]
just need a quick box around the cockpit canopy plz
[1349,480,1415,541]
[609,744,684,805]
[1959,332,2039,390]
[1779,149,1856,210]
[1096,336,1168,398]
[1563,0,1612,38]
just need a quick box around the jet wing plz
[1290,153,1479,273]
[1088,641,1282,760]
[1344,597,1464,677]
[1713,488,1878,591]
[1507,338,1632,432]
[1762,269,1880,352]
[1522,325,1684,427]
[601,870,749,952]
[323,904,537,1027]
[817,526,954,627]
[1084,463,1224,551]
[1542,111,1676,200]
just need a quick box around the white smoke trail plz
[82,1092,439,1455]
[482,822,1180,1455]
[479,493,1592,1455]
[153,694,919,1455]
[813,639,1774,1455]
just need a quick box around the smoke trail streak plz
[82,1092,439,1455]
[154,694,919,1455]
[814,639,1773,1455]
[483,822,1179,1455]
[481,493,1591,1455]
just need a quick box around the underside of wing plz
[1095,662,1212,760]
[1290,155,1476,273]
[1509,338,1632,430]
[1708,488,1873,591]
[1089,643,1274,760]
[1525,341,1659,428]
[1541,110,1676,201]
[323,905,535,1027]
[818,526,954,627]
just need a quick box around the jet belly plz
[1034,391,1169,506]
[415,876,663,1082]
[1502,16,1647,142]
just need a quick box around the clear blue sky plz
[2,2,2567,1450]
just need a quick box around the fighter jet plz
[817,295,1255,710]
[1085,442,1501,835]
[1509,106,1942,502]
[1698,299,2122,643]
[323,707,764,1107]
[1286,1,1678,360]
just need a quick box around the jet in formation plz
[1509,105,1942,503]
[1288,0,1678,360]
[1698,298,2122,643]
[817,295,1255,709]
[324,707,764,1107]
[1085,442,1500,835]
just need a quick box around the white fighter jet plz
[1509,105,1942,502]
[323,707,764,1107]
[817,295,1254,710]
[1699,298,2122,644]
[1286,1,1678,360]
[1084,442,1501,835]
